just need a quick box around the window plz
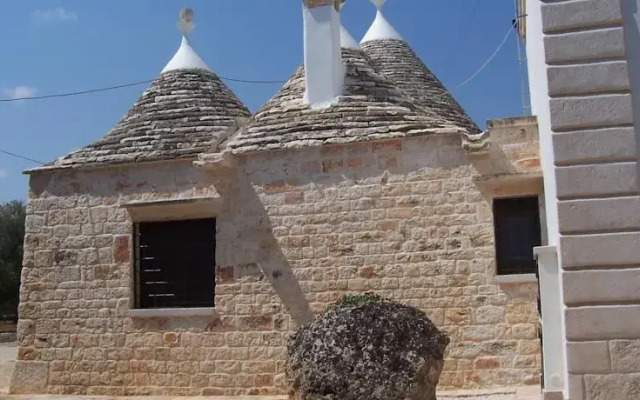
[493,197,542,275]
[134,218,216,309]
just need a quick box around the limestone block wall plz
[13,134,541,396]
[466,116,542,180]
[538,0,640,399]
[487,117,541,174]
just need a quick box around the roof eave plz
[23,155,201,176]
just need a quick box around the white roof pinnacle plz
[361,2,404,44]
[161,8,212,74]
[341,25,360,49]
[337,1,360,49]
[162,36,212,73]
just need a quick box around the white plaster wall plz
[621,0,640,189]
[525,1,568,397]
[530,0,640,398]
[526,0,559,247]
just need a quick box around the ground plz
[1,342,18,394]
[0,342,540,399]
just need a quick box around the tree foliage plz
[0,200,26,320]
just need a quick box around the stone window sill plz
[496,274,538,285]
[128,307,218,318]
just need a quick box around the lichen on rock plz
[287,294,450,400]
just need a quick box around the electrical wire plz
[220,76,288,84]
[0,149,44,165]
[0,80,155,102]
[1,19,519,164]
[452,20,517,91]
[1,21,515,103]
[0,75,288,103]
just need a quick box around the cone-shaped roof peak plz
[361,7,403,43]
[338,1,359,49]
[162,36,211,74]
[162,9,211,73]
[341,25,360,49]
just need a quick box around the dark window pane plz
[493,197,542,275]
[135,219,216,309]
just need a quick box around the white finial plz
[370,0,387,9]
[161,8,211,74]
[177,8,195,35]
[338,1,360,49]
[361,0,403,43]
[341,25,360,49]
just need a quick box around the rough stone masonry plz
[12,132,541,396]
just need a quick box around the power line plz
[220,76,288,84]
[1,21,519,163]
[453,20,517,91]
[428,19,517,104]
[0,75,288,103]
[0,80,154,102]
[1,22,515,104]
[0,149,44,165]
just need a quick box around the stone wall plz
[535,1,640,399]
[12,134,540,396]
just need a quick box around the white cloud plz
[3,86,38,100]
[32,7,78,25]
[0,170,7,179]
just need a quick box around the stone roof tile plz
[49,69,250,169]
[227,49,462,153]
[361,39,481,135]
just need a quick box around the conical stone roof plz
[48,11,250,170]
[361,39,480,135]
[227,48,459,154]
[51,69,250,168]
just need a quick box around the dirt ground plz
[0,342,18,394]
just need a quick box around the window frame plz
[132,218,217,310]
[493,195,543,276]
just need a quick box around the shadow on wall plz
[201,133,471,327]
[224,133,471,320]
[213,163,314,326]
[24,132,473,330]
[27,159,315,328]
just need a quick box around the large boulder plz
[287,295,450,400]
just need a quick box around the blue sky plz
[0,0,527,203]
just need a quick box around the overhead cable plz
[0,148,44,165]
[453,20,517,90]
[0,75,288,103]
[2,22,515,103]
